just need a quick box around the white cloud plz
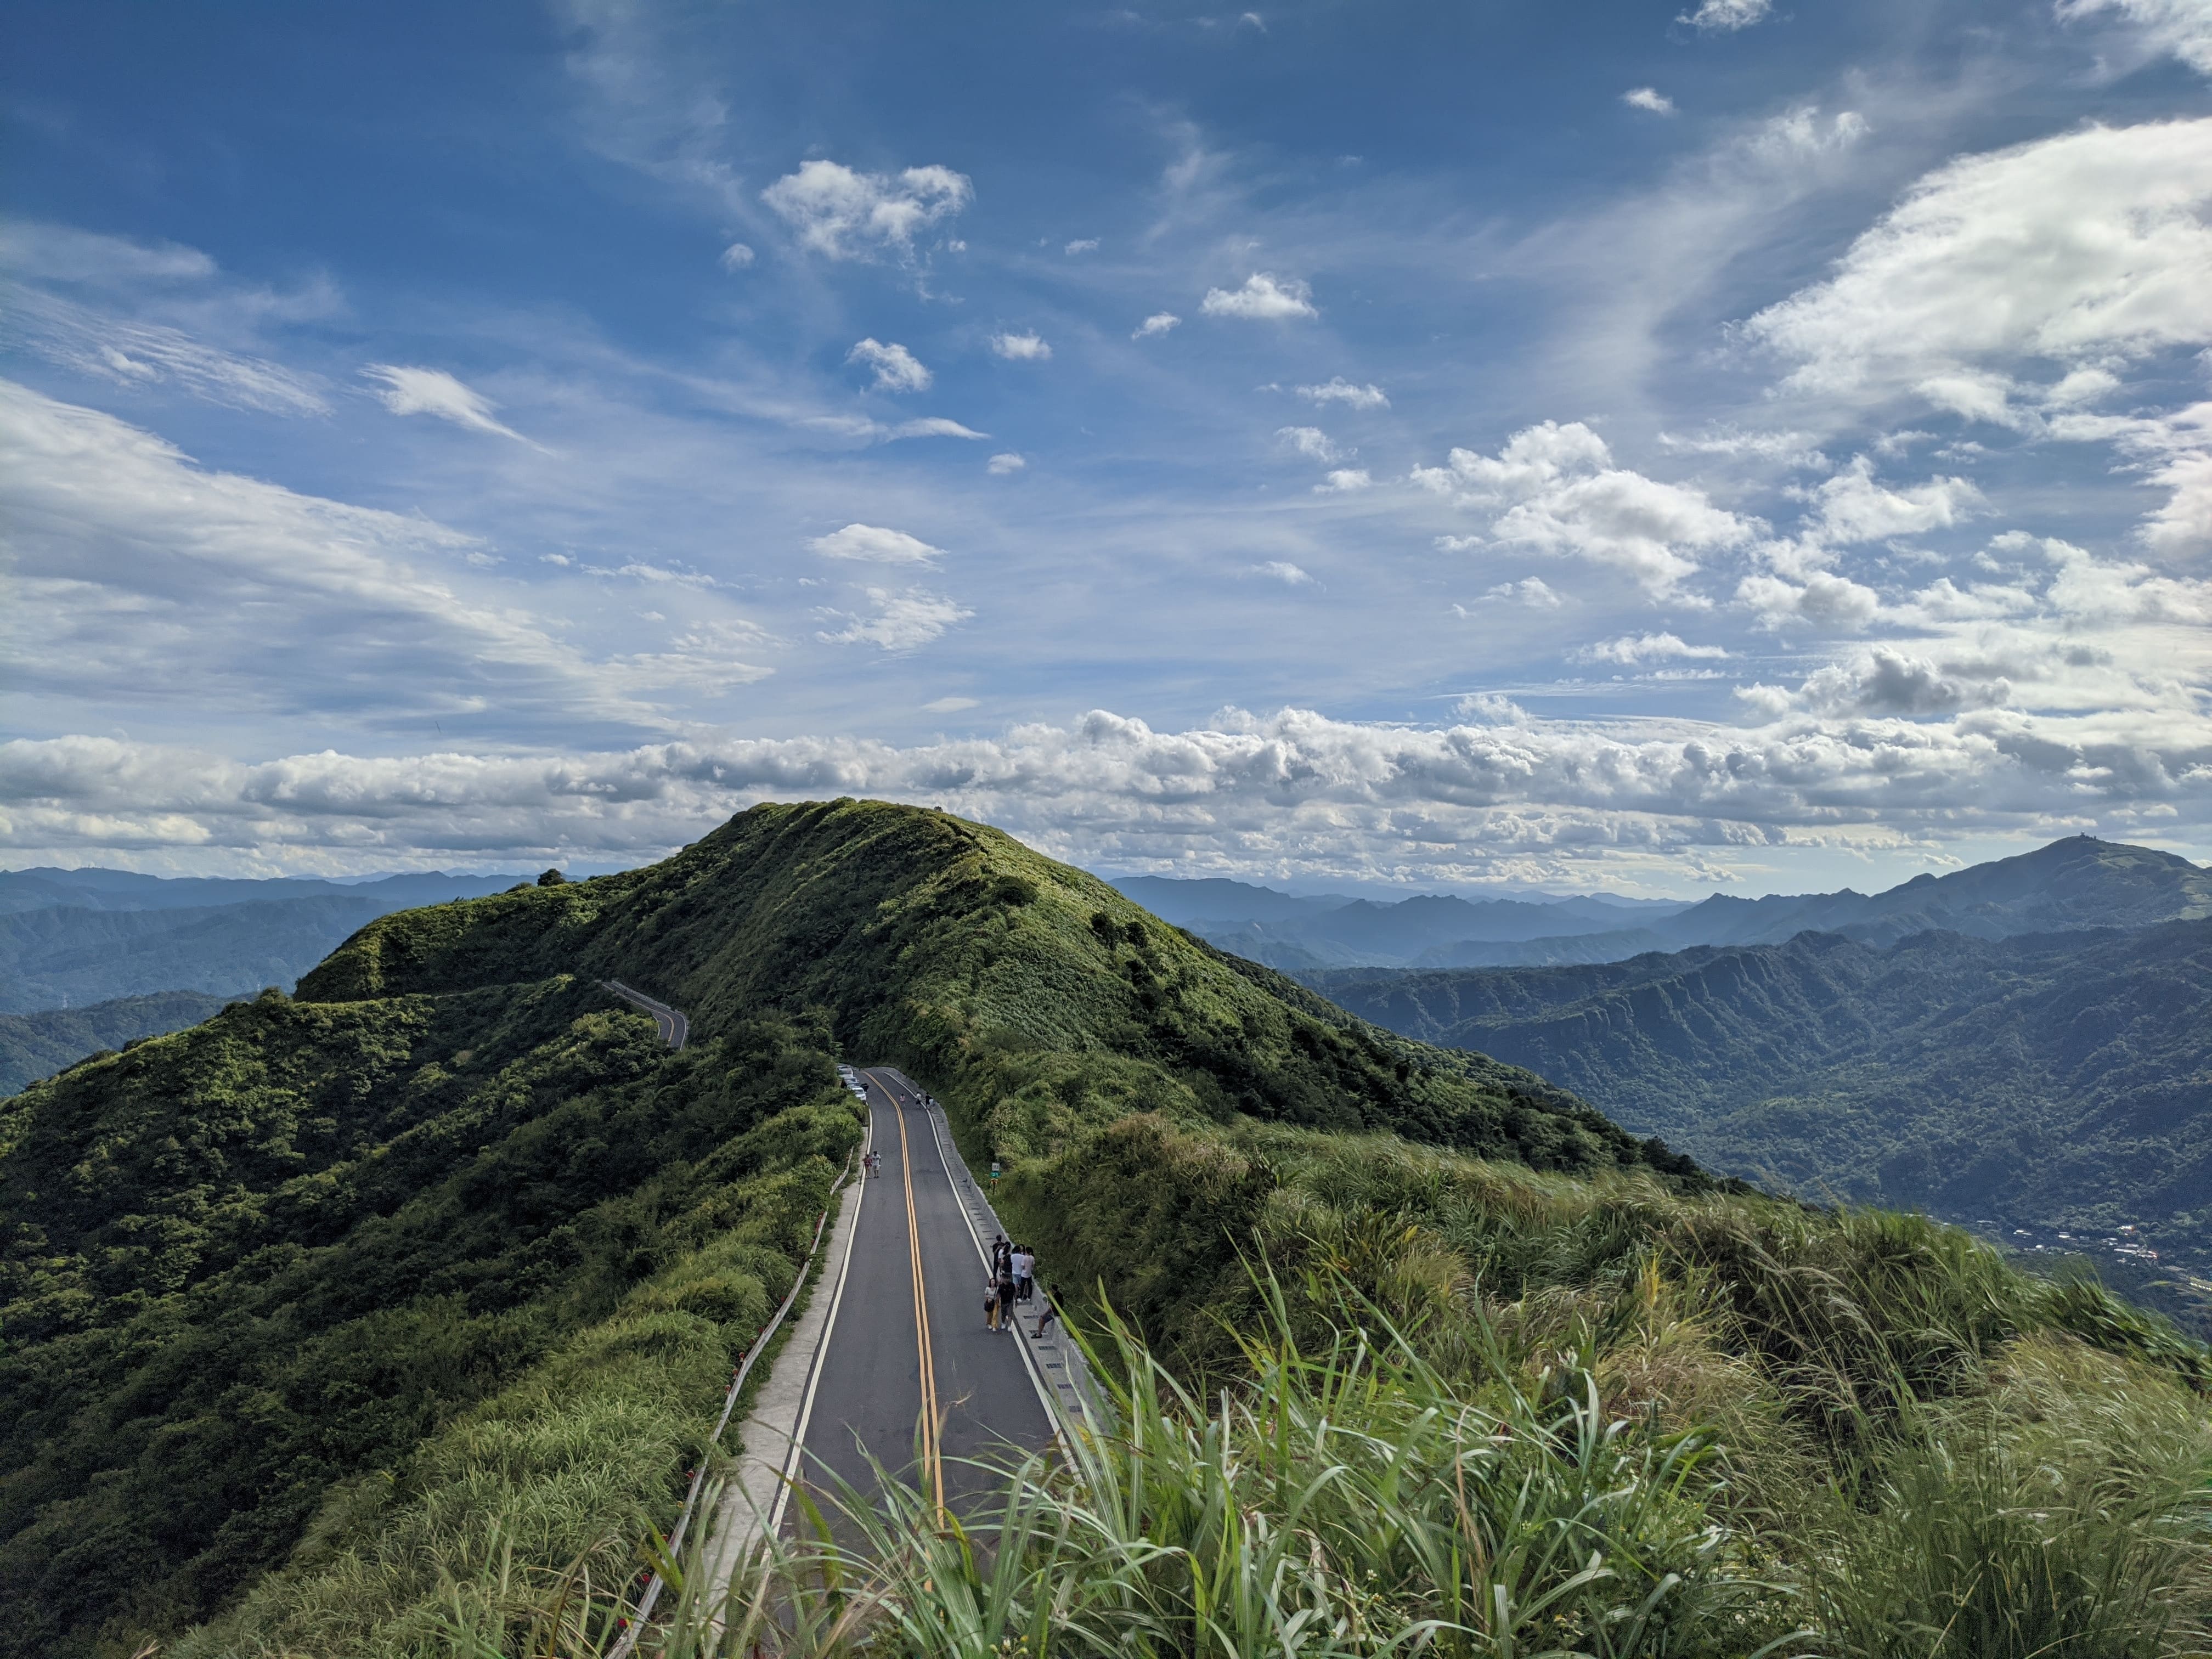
[987,452,1026,475]
[808,523,945,566]
[1201,273,1318,320]
[1248,561,1316,585]
[1736,569,1884,631]
[923,696,979,713]
[1659,427,1830,470]
[1295,377,1390,410]
[1801,457,1985,544]
[991,330,1052,362]
[2057,0,2212,75]
[1064,238,1101,255]
[760,159,973,260]
[887,416,988,441]
[816,587,972,651]
[363,364,535,444]
[1579,632,1730,665]
[1480,577,1564,608]
[4,286,328,416]
[845,337,932,393]
[0,221,219,285]
[1623,87,1677,115]
[1413,420,1758,598]
[1790,648,2015,718]
[1678,0,1771,29]
[0,377,711,733]
[16,695,2211,877]
[1277,425,1345,462]
[1133,312,1182,339]
[1750,108,1869,162]
[1315,468,1374,493]
[1741,119,2212,420]
[719,241,756,270]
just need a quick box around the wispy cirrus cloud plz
[363,364,539,445]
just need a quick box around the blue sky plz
[4,0,2210,894]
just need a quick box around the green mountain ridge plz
[0,799,1685,1658]
[1311,916,2212,1269]
[0,990,233,1096]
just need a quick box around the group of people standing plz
[986,1235,1050,1336]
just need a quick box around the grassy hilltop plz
[5,798,2211,1657]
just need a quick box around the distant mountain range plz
[1306,837,2212,1280]
[0,867,523,1015]
[1119,837,2212,970]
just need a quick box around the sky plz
[3,0,2210,896]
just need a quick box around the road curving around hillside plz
[600,978,688,1048]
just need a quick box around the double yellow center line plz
[885,1075,946,1522]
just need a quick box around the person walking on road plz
[994,1253,1018,1334]
[985,1271,1003,1331]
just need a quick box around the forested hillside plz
[0,989,229,1095]
[1312,917,2212,1266]
[1,799,1680,1658]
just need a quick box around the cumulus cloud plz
[1064,238,1100,255]
[816,587,972,651]
[1248,561,1316,584]
[1201,273,1318,320]
[1679,0,1771,29]
[363,364,536,444]
[14,697,2210,877]
[1623,87,1677,115]
[990,330,1052,361]
[719,241,755,270]
[987,452,1026,475]
[846,337,932,392]
[2057,0,2212,75]
[1741,119,2212,421]
[1296,377,1390,410]
[1737,569,1884,631]
[1315,469,1374,493]
[1801,457,1985,543]
[1479,577,1564,608]
[1277,425,1345,462]
[760,159,973,259]
[1414,420,1758,597]
[1133,312,1182,339]
[1579,632,1730,665]
[808,523,945,566]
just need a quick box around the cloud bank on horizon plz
[2,0,2209,894]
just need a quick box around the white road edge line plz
[766,1093,873,1539]
[903,1075,1071,1454]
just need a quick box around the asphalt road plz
[601,979,689,1049]
[791,1067,1054,1526]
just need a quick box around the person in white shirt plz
[1012,1246,1035,1305]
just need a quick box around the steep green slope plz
[1312,918,2212,1266]
[0,978,855,1657]
[1,799,1685,1659]
[0,989,230,1095]
[301,797,1691,1179]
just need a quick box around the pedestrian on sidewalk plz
[985,1272,1004,1330]
[994,1254,1018,1334]
[1012,1244,1034,1304]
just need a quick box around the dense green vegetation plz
[0,989,229,1095]
[297,798,1684,1180]
[1310,918,2212,1277]
[0,975,857,1657]
[3,799,1681,1657]
[447,1113,2212,1658]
